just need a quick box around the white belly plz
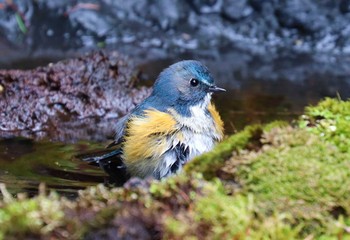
[182,130,216,160]
[157,130,216,179]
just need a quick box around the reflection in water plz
[0,138,120,198]
[213,88,303,133]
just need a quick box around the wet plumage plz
[83,60,225,179]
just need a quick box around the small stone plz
[222,0,253,21]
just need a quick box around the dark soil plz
[0,51,150,141]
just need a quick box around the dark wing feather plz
[106,114,130,148]
[170,142,190,174]
[107,94,167,148]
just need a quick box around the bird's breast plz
[169,101,224,140]
[179,129,216,160]
[169,101,224,160]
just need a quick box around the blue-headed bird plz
[83,60,225,180]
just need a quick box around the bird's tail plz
[77,148,130,185]
[80,148,123,164]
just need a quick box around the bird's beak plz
[209,85,226,93]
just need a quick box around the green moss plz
[234,127,350,236]
[226,98,350,237]
[185,125,263,179]
[164,182,302,240]
[164,218,188,237]
[181,98,350,238]
[194,193,253,239]
[299,98,350,152]
[262,120,289,132]
[0,188,64,239]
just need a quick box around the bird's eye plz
[190,78,199,87]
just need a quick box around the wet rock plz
[69,9,113,38]
[2,0,350,58]
[139,0,190,30]
[38,0,71,10]
[188,0,222,14]
[222,0,253,21]
[0,51,151,141]
[340,0,350,13]
[249,0,277,12]
[0,0,34,44]
[275,0,328,34]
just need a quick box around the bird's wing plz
[106,114,130,148]
[107,95,167,148]
[122,108,180,177]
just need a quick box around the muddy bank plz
[0,51,150,141]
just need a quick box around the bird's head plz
[152,60,225,107]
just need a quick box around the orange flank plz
[123,109,177,166]
[208,103,224,137]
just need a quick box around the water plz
[0,91,300,196]
[0,138,109,198]
[0,85,302,197]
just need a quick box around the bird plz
[82,60,225,180]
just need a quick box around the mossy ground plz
[0,98,349,239]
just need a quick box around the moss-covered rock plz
[299,98,350,153]
[0,185,64,239]
[185,125,263,180]
[0,98,349,239]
